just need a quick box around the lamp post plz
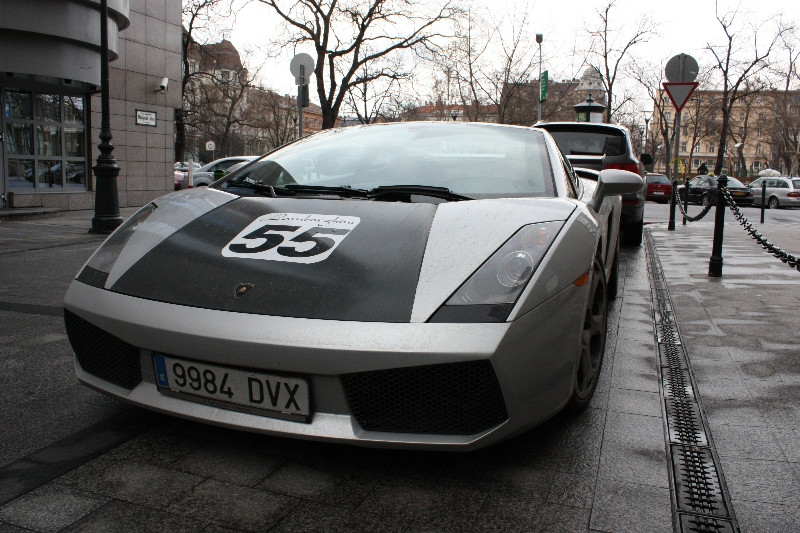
[536,33,543,123]
[643,114,651,153]
[91,0,122,234]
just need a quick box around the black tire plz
[606,237,620,300]
[768,196,780,209]
[565,257,607,413]
[621,219,643,247]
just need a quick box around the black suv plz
[537,122,651,246]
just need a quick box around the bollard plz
[683,182,689,225]
[760,181,766,223]
[668,179,677,230]
[708,175,728,277]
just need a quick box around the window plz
[2,89,87,190]
[664,112,671,121]
[755,144,762,155]
[693,144,700,153]
[681,142,687,152]
[221,70,230,82]
[708,143,715,153]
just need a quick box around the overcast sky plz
[225,0,793,104]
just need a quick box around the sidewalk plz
[645,207,800,532]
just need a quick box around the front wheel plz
[768,196,780,209]
[565,258,607,413]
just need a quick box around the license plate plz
[653,191,665,195]
[153,355,310,418]
[732,191,744,196]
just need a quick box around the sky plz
[222,0,793,107]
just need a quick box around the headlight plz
[429,221,564,323]
[76,203,157,288]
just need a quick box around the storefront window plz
[2,89,87,190]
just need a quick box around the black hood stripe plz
[110,198,437,322]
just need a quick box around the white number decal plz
[222,213,360,263]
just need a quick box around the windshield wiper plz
[223,182,296,197]
[367,185,472,202]
[283,184,369,198]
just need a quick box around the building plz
[648,89,800,179]
[1,0,182,210]
[401,101,499,122]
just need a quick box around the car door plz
[750,178,764,205]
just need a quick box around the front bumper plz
[64,280,585,450]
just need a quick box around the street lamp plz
[643,114,651,153]
[536,33,543,123]
[91,0,122,234]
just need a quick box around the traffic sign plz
[665,54,698,83]
[290,53,315,85]
[663,82,698,112]
[205,140,215,151]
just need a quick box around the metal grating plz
[644,229,740,533]
[342,360,507,435]
[679,514,737,533]
[672,446,728,516]
[64,309,142,390]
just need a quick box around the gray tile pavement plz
[0,203,797,531]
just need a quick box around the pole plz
[760,181,766,223]
[708,175,727,277]
[91,0,122,234]
[536,34,543,123]
[668,110,681,231]
[297,65,305,139]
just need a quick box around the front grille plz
[342,360,508,435]
[64,310,142,389]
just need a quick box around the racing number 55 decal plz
[222,213,360,264]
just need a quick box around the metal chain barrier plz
[718,187,800,272]
[674,188,714,222]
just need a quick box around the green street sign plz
[539,70,548,102]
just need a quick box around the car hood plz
[103,189,576,323]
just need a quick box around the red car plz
[645,173,672,203]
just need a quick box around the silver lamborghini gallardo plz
[64,122,642,450]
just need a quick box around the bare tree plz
[629,58,678,176]
[344,57,405,123]
[586,0,656,123]
[178,0,243,161]
[240,88,298,150]
[770,25,800,175]
[705,5,784,175]
[258,0,460,129]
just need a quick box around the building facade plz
[1,0,182,210]
[649,89,800,179]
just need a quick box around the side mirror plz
[590,169,644,212]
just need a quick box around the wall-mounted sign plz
[135,109,157,127]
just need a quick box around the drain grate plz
[644,229,739,533]
[672,445,727,515]
[679,514,737,533]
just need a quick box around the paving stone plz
[546,472,595,509]
[598,411,668,489]
[733,499,800,533]
[63,499,207,533]
[89,459,204,509]
[0,483,108,533]
[173,444,283,488]
[256,461,378,507]
[272,501,408,533]
[722,459,800,508]
[168,479,298,531]
[590,478,672,533]
[608,387,661,417]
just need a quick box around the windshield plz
[543,129,627,156]
[217,123,556,199]
[646,174,670,184]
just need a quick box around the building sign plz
[135,109,157,127]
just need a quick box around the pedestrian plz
[697,162,708,175]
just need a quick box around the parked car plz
[749,176,800,209]
[536,122,651,246]
[677,175,754,206]
[174,162,203,190]
[190,156,259,187]
[64,122,642,450]
[645,173,673,203]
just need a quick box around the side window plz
[779,180,790,189]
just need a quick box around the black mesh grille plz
[342,360,508,435]
[64,310,142,390]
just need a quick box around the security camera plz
[155,77,168,93]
